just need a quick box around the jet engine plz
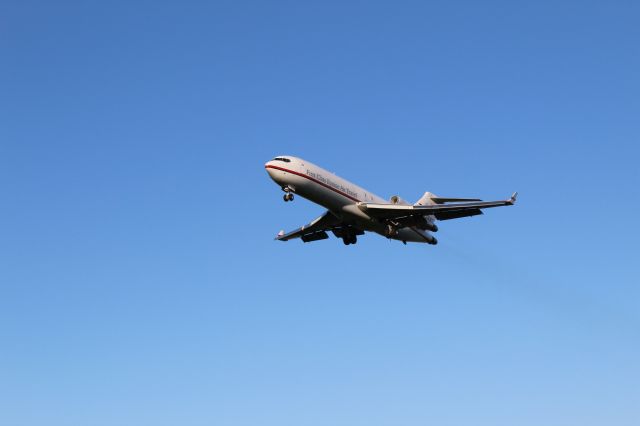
[424,234,438,245]
[390,195,410,205]
[420,220,439,232]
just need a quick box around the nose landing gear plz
[282,186,294,202]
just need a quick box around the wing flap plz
[435,209,483,220]
[276,210,341,242]
[360,193,516,221]
[331,227,365,238]
[430,197,482,204]
[301,231,329,242]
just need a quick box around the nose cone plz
[265,160,278,180]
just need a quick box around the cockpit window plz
[273,157,291,163]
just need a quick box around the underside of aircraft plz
[266,156,517,246]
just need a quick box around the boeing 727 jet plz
[265,156,517,245]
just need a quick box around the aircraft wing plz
[360,192,518,221]
[275,210,342,242]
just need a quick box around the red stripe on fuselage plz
[265,164,360,202]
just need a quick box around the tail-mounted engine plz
[390,195,410,205]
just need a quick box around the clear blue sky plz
[1,1,639,425]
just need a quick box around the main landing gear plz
[342,234,357,245]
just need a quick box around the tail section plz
[413,192,439,231]
[414,192,438,206]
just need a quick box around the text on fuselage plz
[307,169,358,198]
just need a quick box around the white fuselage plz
[265,156,434,243]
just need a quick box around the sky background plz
[1,1,639,425]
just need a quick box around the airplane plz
[265,155,517,245]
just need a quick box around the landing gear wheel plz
[342,234,357,245]
[283,193,294,202]
[286,193,294,201]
